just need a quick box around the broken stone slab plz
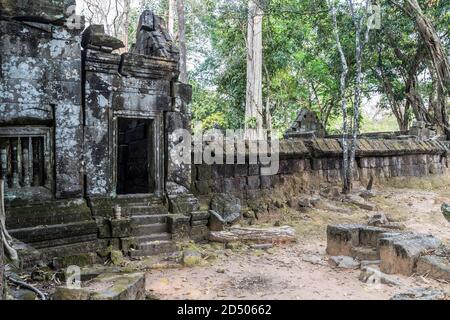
[391,287,448,300]
[368,213,405,230]
[379,233,442,276]
[416,255,450,281]
[345,194,378,211]
[210,193,241,224]
[368,213,389,226]
[53,272,146,300]
[81,25,125,51]
[209,226,296,244]
[328,256,360,269]
[359,267,402,286]
[302,254,328,266]
[326,224,364,256]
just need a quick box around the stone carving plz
[210,193,242,224]
[131,10,179,60]
[285,109,326,139]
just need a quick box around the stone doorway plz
[116,118,155,195]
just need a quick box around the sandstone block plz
[326,224,363,256]
[379,233,441,276]
[416,255,450,281]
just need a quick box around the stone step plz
[121,233,172,252]
[130,240,176,257]
[131,214,168,225]
[9,220,98,244]
[132,223,168,236]
[351,246,380,261]
[124,205,168,216]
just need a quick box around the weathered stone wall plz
[0,15,84,198]
[192,138,449,206]
[83,49,177,197]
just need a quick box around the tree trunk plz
[123,0,130,51]
[329,0,350,193]
[177,0,187,83]
[245,0,264,140]
[168,0,176,38]
[402,0,450,134]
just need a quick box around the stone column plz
[165,82,200,214]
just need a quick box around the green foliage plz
[141,0,450,135]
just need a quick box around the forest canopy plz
[77,0,450,137]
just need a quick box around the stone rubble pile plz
[326,223,450,283]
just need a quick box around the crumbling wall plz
[192,138,449,207]
[0,7,84,198]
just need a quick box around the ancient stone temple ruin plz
[0,1,201,265]
[1,1,450,273]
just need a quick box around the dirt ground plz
[145,176,450,300]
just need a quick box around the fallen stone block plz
[88,272,146,300]
[326,224,363,256]
[53,272,146,300]
[359,267,402,286]
[345,195,378,211]
[391,287,448,300]
[302,254,328,266]
[379,233,442,276]
[210,193,241,224]
[328,256,360,269]
[416,255,450,281]
[210,226,296,244]
[368,213,405,230]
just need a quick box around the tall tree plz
[391,0,450,135]
[329,0,371,193]
[245,0,264,140]
[177,0,187,83]
[123,0,131,50]
[329,0,350,192]
[168,0,176,37]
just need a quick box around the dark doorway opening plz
[117,118,155,195]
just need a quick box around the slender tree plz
[245,0,264,140]
[168,0,176,38]
[329,0,372,193]
[177,0,187,83]
[123,0,130,50]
